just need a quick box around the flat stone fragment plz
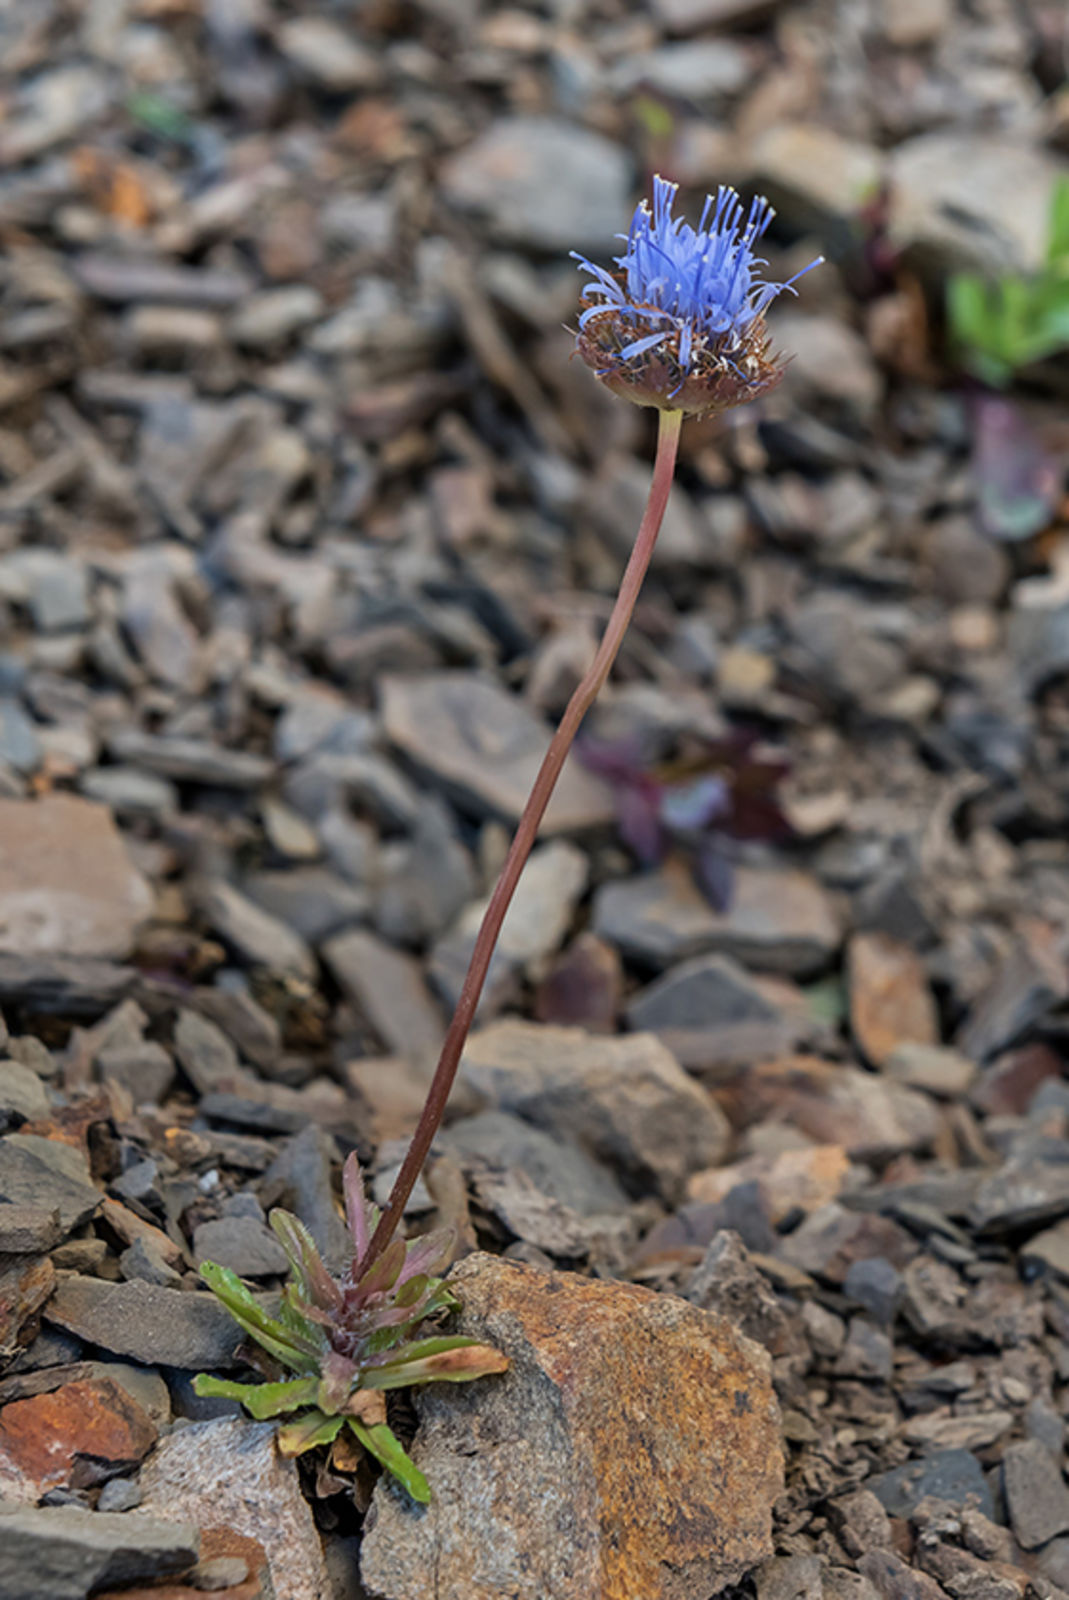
[443,1109,629,1218]
[742,1058,940,1160]
[625,951,797,1065]
[969,1159,1069,1234]
[868,1450,995,1520]
[460,1019,729,1201]
[956,927,1069,1063]
[654,0,782,32]
[0,1203,63,1253]
[45,1277,242,1369]
[138,1417,331,1600]
[883,1044,976,1098]
[0,795,153,958]
[1022,1219,1069,1280]
[0,1059,50,1126]
[0,1134,100,1233]
[381,673,613,834]
[322,927,443,1064]
[1002,1439,1069,1550]
[197,880,316,981]
[361,1254,782,1600]
[888,134,1066,278]
[687,1144,850,1222]
[192,1216,289,1278]
[0,1504,198,1600]
[594,862,841,975]
[440,116,632,254]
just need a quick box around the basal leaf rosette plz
[193,1152,507,1504]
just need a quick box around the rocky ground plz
[1,0,1069,1596]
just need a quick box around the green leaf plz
[348,1419,431,1504]
[192,1373,320,1419]
[199,1261,320,1373]
[276,1409,345,1457]
[947,272,992,349]
[1046,176,1069,267]
[125,90,192,141]
[362,1336,509,1389]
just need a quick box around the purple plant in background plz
[581,731,791,910]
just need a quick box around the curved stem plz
[359,407,685,1273]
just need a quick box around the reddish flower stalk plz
[359,406,684,1273]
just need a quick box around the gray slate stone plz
[323,926,443,1064]
[888,133,1066,279]
[441,116,632,254]
[265,1124,351,1272]
[594,864,840,976]
[193,1215,289,1279]
[442,1109,630,1217]
[625,953,797,1066]
[0,1504,198,1600]
[198,879,316,980]
[460,1019,729,1202]
[243,867,369,947]
[172,1008,242,1094]
[1002,1439,1069,1550]
[381,672,613,833]
[45,1277,242,1369]
[0,1058,50,1126]
[868,1449,994,1520]
[0,1134,100,1233]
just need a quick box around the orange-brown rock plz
[0,1376,157,1493]
[361,1253,783,1600]
[0,1253,54,1359]
[848,932,938,1066]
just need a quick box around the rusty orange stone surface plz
[847,931,939,1067]
[0,1376,157,1492]
[361,1254,783,1600]
[0,1254,54,1359]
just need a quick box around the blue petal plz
[618,331,669,361]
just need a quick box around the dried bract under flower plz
[573,175,822,416]
[193,1152,507,1504]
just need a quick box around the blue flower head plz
[573,175,822,416]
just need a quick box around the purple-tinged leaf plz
[616,781,665,863]
[350,1236,406,1306]
[343,1151,373,1263]
[270,1210,343,1312]
[396,1226,455,1288]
